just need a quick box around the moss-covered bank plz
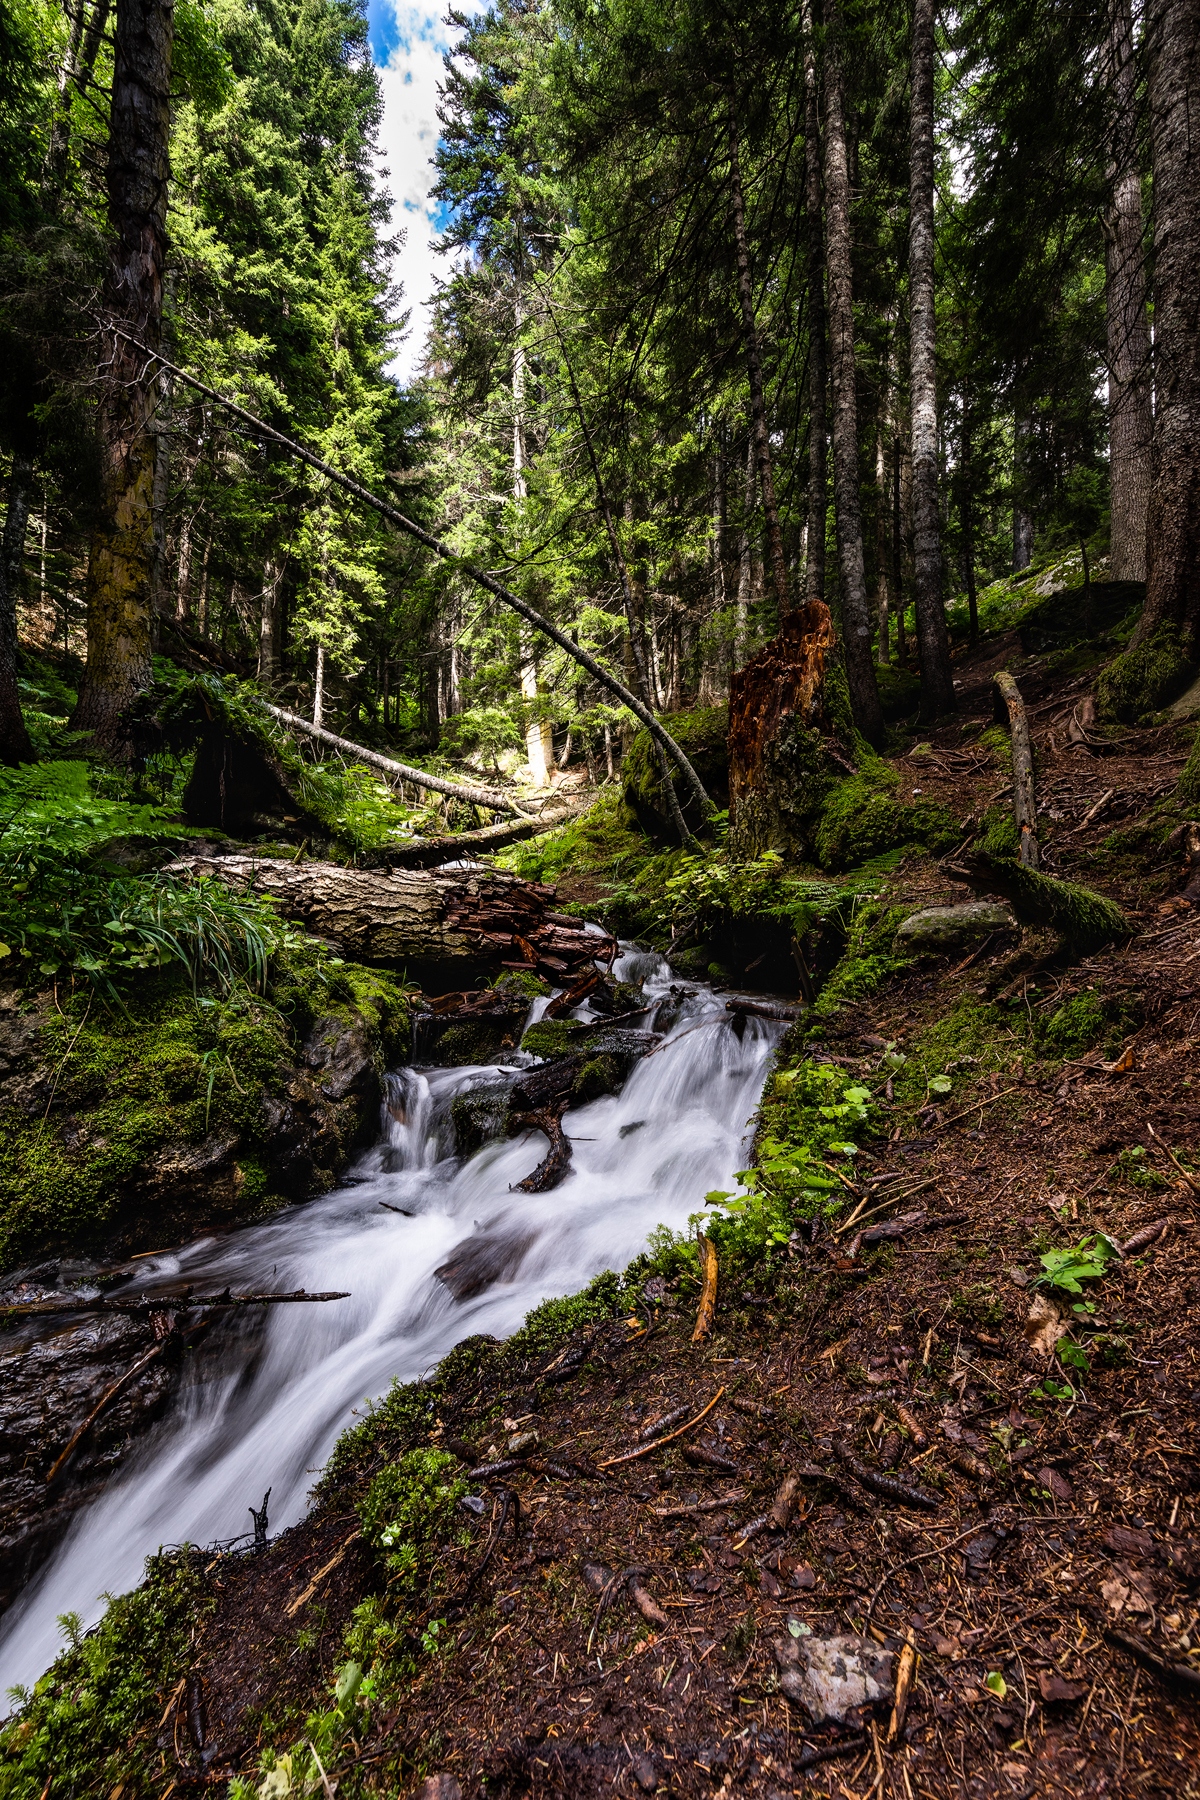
[0,949,412,1272]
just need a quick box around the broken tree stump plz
[727,602,850,861]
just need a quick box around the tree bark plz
[803,0,827,607]
[0,452,36,765]
[1012,413,1034,570]
[1133,0,1200,652]
[992,671,1039,868]
[822,0,885,745]
[961,376,979,642]
[892,433,906,657]
[43,0,113,194]
[907,0,955,718]
[1104,0,1153,584]
[71,0,175,742]
[727,97,790,616]
[163,854,615,986]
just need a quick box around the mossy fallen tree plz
[946,851,1131,951]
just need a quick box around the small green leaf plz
[984,1671,1008,1699]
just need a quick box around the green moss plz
[809,902,908,1021]
[969,856,1130,950]
[1098,625,1194,724]
[725,719,833,863]
[1179,726,1200,809]
[621,705,728,839]
[0,1548,210,1797]
[978,804,1020,860]
[814,766,958,871]
[887,993,1030,1117]
[0,949,411,1272]
[978,725,1014,772]
[1036,990,1127,1060]
[571,1054,623,1104]
[492,968,551,1000]
[520,1016,588,1061]
[357,1448,466,1591]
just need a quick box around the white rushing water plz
[0,947,782,1694]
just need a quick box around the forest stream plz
[0,947,782,1696]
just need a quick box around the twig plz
[692,1236,719,1342]
[46,1339,169,1483]
[599,1387,727,1468]
[925,1085,1023,1132]
[2,1288,351,1320]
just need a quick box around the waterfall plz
[0,947,782,1694]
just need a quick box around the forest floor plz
[8,626,1200,1800]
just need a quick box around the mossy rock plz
[895,902,1016,955]
[1015,580,1145,655]
[814,768,959,871]
[1098,625,1195,724]
[962,854,1130,951]
[451,1081,512,1154]
[621,706,729,842]
[520,1016,654,1081]
[0,951,411,1272]
[1036,990,1123,1059]
[430,1012,525,1067]
[520,1016,588,1061]
[570,1054,623,1105]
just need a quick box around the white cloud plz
[373,3,477,385]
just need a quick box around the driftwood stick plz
[692,1235,719,1342]
[46,1337,170,1484]
[993,671,1039,868]
[263,703,534,818]
[3,1288,351,1321]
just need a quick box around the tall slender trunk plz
[1134,0,1200,651]
[1012,413,1034,569]
[736,435,754,663]
[1104,0,1153,583]
[259,556,280,683]
[149,285,175,629]
[823,0,885,744]
[43,0,113,193]
[313,641,325,728]
[72,0,175,741]
[0,453,35,764]
[892,434,906,657]
[874,426,890,664]
[175,509,193,621]
[197,533,211,638]
[727,96,790,615]
[514,323,550,788]
[961,377,979,642]
[803,0,827,607]
[908,0,955,718]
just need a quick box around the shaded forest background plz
[0,0,1195,781]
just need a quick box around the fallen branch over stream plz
[2,1288,351,1320]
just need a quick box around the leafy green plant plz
[1034,1233,1120,1295]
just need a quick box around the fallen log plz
[510,1100,574,1192]
[2,1288,351,1321]
[372,806,579,869]
[724,998,806,1023]
[162,855,616,985]
[944,852,1130,951]
[992,671,1039,868]
[262,703,534,819]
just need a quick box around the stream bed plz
[0,947,784,1695]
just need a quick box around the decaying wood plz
[727,601,845,861]
[376,807,578,869]
[2,1287,351,1320]
[162,855,615,985]
[1100,1623,1200,1694]
[835,1439,939,1509]
[992,671,1040,868]
[887,1629,919,1742]
[637,1404,693,1444]
[681,1443,739,1473]
[692,1235,719,1342]
[627,1574,669,1626]
[724,998,806,1023]
[263,703,534,818]
[895,1403,928,1449]
[545,968,601,1018]
[510,1103,573,1192]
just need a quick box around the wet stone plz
[894,902,1016,954]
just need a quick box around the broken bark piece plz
[681,1444,740,1474]
[835,1440,939,1510]
[887,1629,919,1743]
[769,1473,801,1531]
[692,1235,719,1342]
[729,1397,776,1422]
[1120,1217,1172,1254]
[993,670,1039,869]
[638,1404,693,1444]
[627,1575,669,1626]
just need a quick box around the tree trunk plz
[822,0,885,745]
[874,327,892,665]
[259,556,280,683]
[71,0,174,742]
[0,452,35,766]
[43,0,112,194]
[961,377,979,642]
[313,641,326,727]
[908,0,955,719]
[1104,0,1153,584]
[162,854,615,988]
[803,0,827,607]
[727,96,790,615]
[1012,414,1034,569]
[1134,0,1200,653]
[892,433,906,657]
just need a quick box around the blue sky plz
[368,0,475,380]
